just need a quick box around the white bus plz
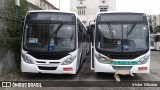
[154,33,160,51]
[91,12,150,73]
[21,10,89,74]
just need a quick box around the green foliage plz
[154,26,160,34]
[4,0,28,37]
[1,0,28,67]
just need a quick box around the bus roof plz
[27,10,78,17]
[95,11,148,22]
[96,11,147,16]
[26,10,87,29]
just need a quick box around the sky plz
[48,0,160,15]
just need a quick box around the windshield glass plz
[96,23,149,52]
[24,23,76,52]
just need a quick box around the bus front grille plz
[109,54,140,59]
[38,66,57,70]
[36,61,60,65]
[112,66,132,71]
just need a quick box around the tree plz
[154,26,160,34]
[4,0,28,37]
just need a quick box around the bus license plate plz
[108,61,137,65]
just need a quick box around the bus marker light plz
[138,67,147,71]
[63,68,73,71]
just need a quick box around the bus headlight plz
[62,55,76,65]
[22,54,34,64]
[138,55,150,65]
[95,54,108,64]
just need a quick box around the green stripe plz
[108,61,137,65]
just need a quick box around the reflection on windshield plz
[24,23,75,52]
[96,24,149,52]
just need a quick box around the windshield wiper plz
[52,22,65,45]
[54,22,65,34]
[108,24,114,38]
[127,23,136,35]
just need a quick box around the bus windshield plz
[96,23,149,52]
[23,23,76,52]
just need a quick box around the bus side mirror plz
[87,26,91,35]
[154,36,157,42]
[20,18,24,32]
[150,25,153,33]
[88,20,95,44]
[22,22,24,28]
[79,25,83,32]
[89,25,95,44]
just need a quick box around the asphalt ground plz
[1,51,160,90]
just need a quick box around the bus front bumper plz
[21,59,77,74]
[94,58,150,73]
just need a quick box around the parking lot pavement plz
[0,51,160,89]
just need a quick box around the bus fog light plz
[138,55,149,65]
[22,54,34,64]
[95,54,108,64]
[62,55,76,65]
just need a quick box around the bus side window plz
[78,21,82,47]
